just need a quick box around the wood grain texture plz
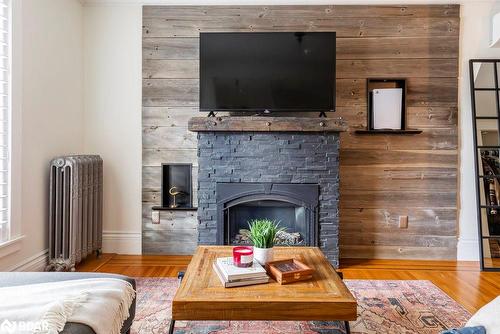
[143,17,459,38]
[143,5,460,19]
[143,79,198,106]
[406,77,458,106]
[142,5,459,259]
[407,106,458,128]
[188,116,348,132]
[340,208,457,235]
[143,148,197,166]
[143,107,199,126]
[340,166,457,191]
[143,59,199,79]
[172,246,357,321]
[336,59,458,78]
[340,233,457,248]
[143,38,199,60]
[336,36,458,59]
[144,36,458,60]
[340,190,456,209]
[340,128,458,150]
[340,245,457,260]
[143,126,197,149]
[340,149,457,167]
[143,230,198,255]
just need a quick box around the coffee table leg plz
[333,266,350,333]
[168,272,185,334]
[344,321,351,334]
[168,320,175,334]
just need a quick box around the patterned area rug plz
[130,278,470,334]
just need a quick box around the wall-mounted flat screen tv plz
[199,32,336,113]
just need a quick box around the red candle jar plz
[232,246,254,268]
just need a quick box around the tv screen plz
[200,32,336,113]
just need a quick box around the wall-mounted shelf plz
[161,163,193,209]
[152,206,198,211]
[357,78,422,135]
[354,129,422,135]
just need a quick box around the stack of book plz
[213,257,270,288]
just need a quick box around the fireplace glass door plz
[225,199,307,246]
[216,183,319,247]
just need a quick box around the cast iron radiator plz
[47,155,103,271]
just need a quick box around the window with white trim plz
[0,0,10,244]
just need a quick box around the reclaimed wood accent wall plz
[142,5,460,258]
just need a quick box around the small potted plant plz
[247,219,285,265]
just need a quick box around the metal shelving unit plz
[470,59,500,271]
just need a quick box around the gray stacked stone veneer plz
[196,131,341,266]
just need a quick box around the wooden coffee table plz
[170,246,357,333]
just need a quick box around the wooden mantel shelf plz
[188,116,348,132]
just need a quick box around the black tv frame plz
[199,32,336,117]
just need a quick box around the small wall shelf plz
[161,163,193,209]
[357,78,422,135]
[152,206,198,211]
[354,129,422,135]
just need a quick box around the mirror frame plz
[470,59,500,271]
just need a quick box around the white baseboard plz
[102,231,142,255]
[8,249,49,272]
[457,238,480,261]
[5,231,141,271]
[0,235,24,258]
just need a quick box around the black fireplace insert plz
[216,183,319,246]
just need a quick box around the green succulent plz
[247,219,286,249]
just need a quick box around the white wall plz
[1,0,142,268]
[458,1,500,260]
[0,0,84,270]
[83,5,142,254]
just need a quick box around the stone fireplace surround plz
[189,116,347,266]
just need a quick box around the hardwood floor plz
[77,254,500,314]
[77,254,191,278]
